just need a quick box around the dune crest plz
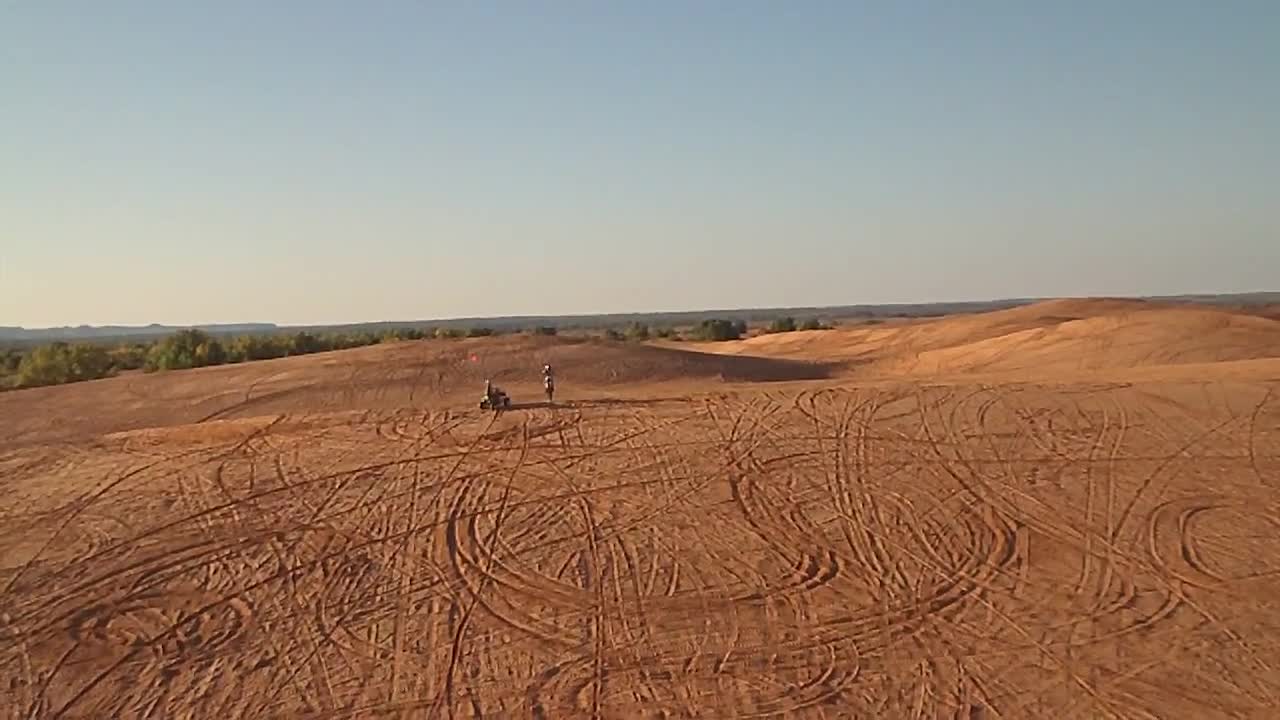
[705,299,1280,377]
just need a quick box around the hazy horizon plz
[5,3,1277,327]
[6,289,1280,334]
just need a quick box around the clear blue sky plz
[3,2,1277,327]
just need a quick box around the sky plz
[3,1,1277,327]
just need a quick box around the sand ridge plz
[701,298,1280,376]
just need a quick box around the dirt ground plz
[3,300,1280,718]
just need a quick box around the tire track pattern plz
[2,383,1279,718]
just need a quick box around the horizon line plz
[6,289,1279,333]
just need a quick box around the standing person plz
[542,363,555,403]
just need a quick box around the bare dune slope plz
[701,298,1157,361]
[708,299,1280,376]
[882,306,1280,374]
[0,335,829,447]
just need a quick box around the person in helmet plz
[542,364,555,402]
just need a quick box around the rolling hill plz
[699,298,1280,378]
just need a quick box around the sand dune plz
[707,299,1280,377]
[882,306,1280,375]
[6,300,1279,447]
[3,298,1280,718]
[701,298,1160,360]
[0,335,829,447]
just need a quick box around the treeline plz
[2,342,120,389]
[0,315,834,391]
[140,328,465,371]
[762,316,830,334]
[0,326,495,391]
[601,322,677,342]
[595,316,829,342]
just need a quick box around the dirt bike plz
[480,387,512,411]
[543,377,555,403]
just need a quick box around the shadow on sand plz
[502,397,684,411]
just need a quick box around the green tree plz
[69,343,113,379]
[379,327,424,342]
[625,322,650,341]
[767,316,797,333]
[18,343,73,386]
[224,338,246,363]
[147,330,242,370]
[800,318,826,331]
[109,343,150,371]
[289,331,324,355]
[146,329,223,370]
[1,349,23,374]
[258,335,290,360]
[194,338,227,366]
[691,319,743,341]
[17,342,113,387]
[315,333,345,351]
